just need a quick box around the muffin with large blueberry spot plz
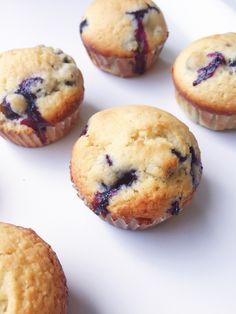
[173,33,236,130]
[80,0,168,77]
[0,45,84,147]
[70,105,202,230]
[0,222,68,314]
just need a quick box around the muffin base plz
[100,212,172,231]
[0,105,81,147]
[176,91,236,130]
[72,182,176,231]
[84,44,163,78]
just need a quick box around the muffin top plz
[71,105,202,223]
[173,33,236,115]
[0,222,67,314]
[0,45,84,126]
[80,0,168,58]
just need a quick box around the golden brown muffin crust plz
[0,222,68,314]
[0,46,84,123]
[173,33,236,115]
[81,0,168,58]
[71,105,202,224]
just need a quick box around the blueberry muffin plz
[0,222,67,313]
[71,105,202,230]
[80,0,168,77]
[0,45,84,147]
[173,33,236,130]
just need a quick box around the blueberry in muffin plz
[80,0,168,77]
[71,105,202,230]
[173,33,236,130]
[0,45,84,147]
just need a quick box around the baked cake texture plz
[0,222,68,314]
[71,105,202,230]
[80,0,168,77]
[0,45,84,147]
[173,33,236,130]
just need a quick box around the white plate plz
[0,1,236,313]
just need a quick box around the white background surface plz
[0,1,236,313]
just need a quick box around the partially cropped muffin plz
[71,105,202,230]
[173,33,236,130]
[0,222,67,314]
[80,0,168,77]
[0,45,84,147]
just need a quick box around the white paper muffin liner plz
[72,182,174,231]
[84,44,164,78]
[0,105,81,147]
[99,212,172,231]
[176,91,236,130]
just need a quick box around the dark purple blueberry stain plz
[228,59,236,67]
[20,117,48,141]
[1,77,49,143]
[92,189,115,217]
[105,154,113,166]
[126,5,160,74]
[171,148,187,163]
[1,97,20,120]
[193,52,226,86]
[189,146,202,187]
[64,80,75,86]
[15,77,49,143]
[63,56,72,64]
[167,201,181,216]
[80,124,88,137]
[146,4,160,14]
[80,19,88,34]
[55,49,63,55]
[16,77,43,95]
[92,170,138,216]
[114,170,137,188]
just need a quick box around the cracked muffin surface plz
[0,45,84,146]
[0,222,68,314]
[71,105,202,229]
